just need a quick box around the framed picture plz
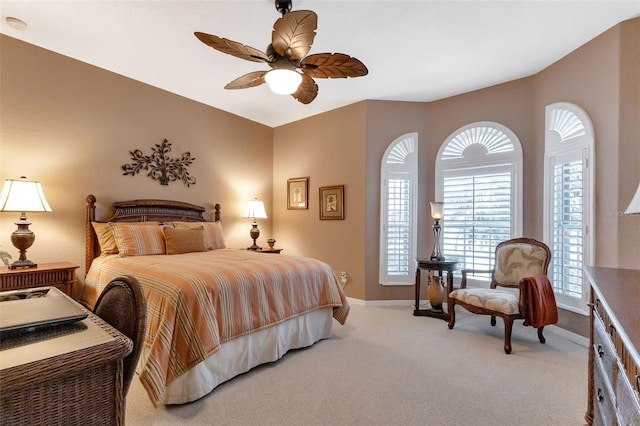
[319,185,345,220]
[287,177,309,210]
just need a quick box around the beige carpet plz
[126,302,588,426]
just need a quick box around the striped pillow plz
[172,221,226,250]
[110,222,166,256]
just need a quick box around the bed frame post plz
[86,194,99,274]
[214,204,221,222]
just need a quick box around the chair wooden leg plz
[490,315,496,326]
[503,317,513,354]
[448,298,456,329]
[538,326,546,344]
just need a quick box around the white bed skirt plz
[154,307,334,405]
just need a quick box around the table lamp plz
[0,176,52,269]
[243,198,267,250]
[430,201,444,261]
[624,181,640,215]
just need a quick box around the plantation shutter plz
[384,174,412,277]
[551,158,584,298]
[442,168,513,272]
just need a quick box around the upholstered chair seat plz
[449,288,519,315]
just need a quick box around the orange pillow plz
[172,221,226,250]
[163,226,207,255]
[110,222,166,256]
[92,222,119,255]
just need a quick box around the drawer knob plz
[597,345,604,358]
[597,388,604,403]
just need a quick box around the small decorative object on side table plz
[0,262,79,296]
[414,259,458,321]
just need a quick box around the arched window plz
[379,132,418,285]
[435,122,523,279]
[544,102,594,314]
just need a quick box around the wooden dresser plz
[584,266,640,425]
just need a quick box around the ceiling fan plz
[194,0,368,104]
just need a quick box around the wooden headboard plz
[85,194,221,273]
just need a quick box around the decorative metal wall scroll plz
[122,139,196,187]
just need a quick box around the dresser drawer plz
[615,362,640,426]
[594,315,619,386]
[594,354,618,426]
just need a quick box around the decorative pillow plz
[172,221,226,250]
[163,226,207,255]
[110,222,166,257]
[92,222,119,255]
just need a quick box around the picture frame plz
[319,185,345,220]
[287,177,309,210]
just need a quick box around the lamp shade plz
[264,69,302,95]
[0,177,52,213]
[624,182,640,215]
[430,201,444,220]
[243,199,267,219]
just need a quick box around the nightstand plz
[0,262,79,296]
[256,248,283,254]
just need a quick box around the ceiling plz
[1,1,639,128]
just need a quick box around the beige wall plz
[2,17,638,316]
[617,19,640,269]
[534,22,623,268]
[272,104,368,299]
[0,36,274,294]
[272,19,639,337]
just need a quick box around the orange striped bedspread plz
[82,249,349,406]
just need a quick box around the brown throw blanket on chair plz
[521,275,558,328]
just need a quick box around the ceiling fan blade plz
[224,71,268,90]
[301,53,368,78]
[272,10,317,60]
[195,32,270,63]
[292,74,318,104]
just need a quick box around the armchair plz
[447,238,557,354]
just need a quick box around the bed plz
[81,195,349,406]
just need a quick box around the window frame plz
[379,132,418,285]
[543,102,594,315]
[435,122,523,286]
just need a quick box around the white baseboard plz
[546,324,589,348]
[345,297,589,348]
[346,297,415,307]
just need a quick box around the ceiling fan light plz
[265,69,302,95]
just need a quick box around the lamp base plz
[430,255,445,262]
[248,221,261,250]
[10,217,37,269]
[10,259,37,269]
